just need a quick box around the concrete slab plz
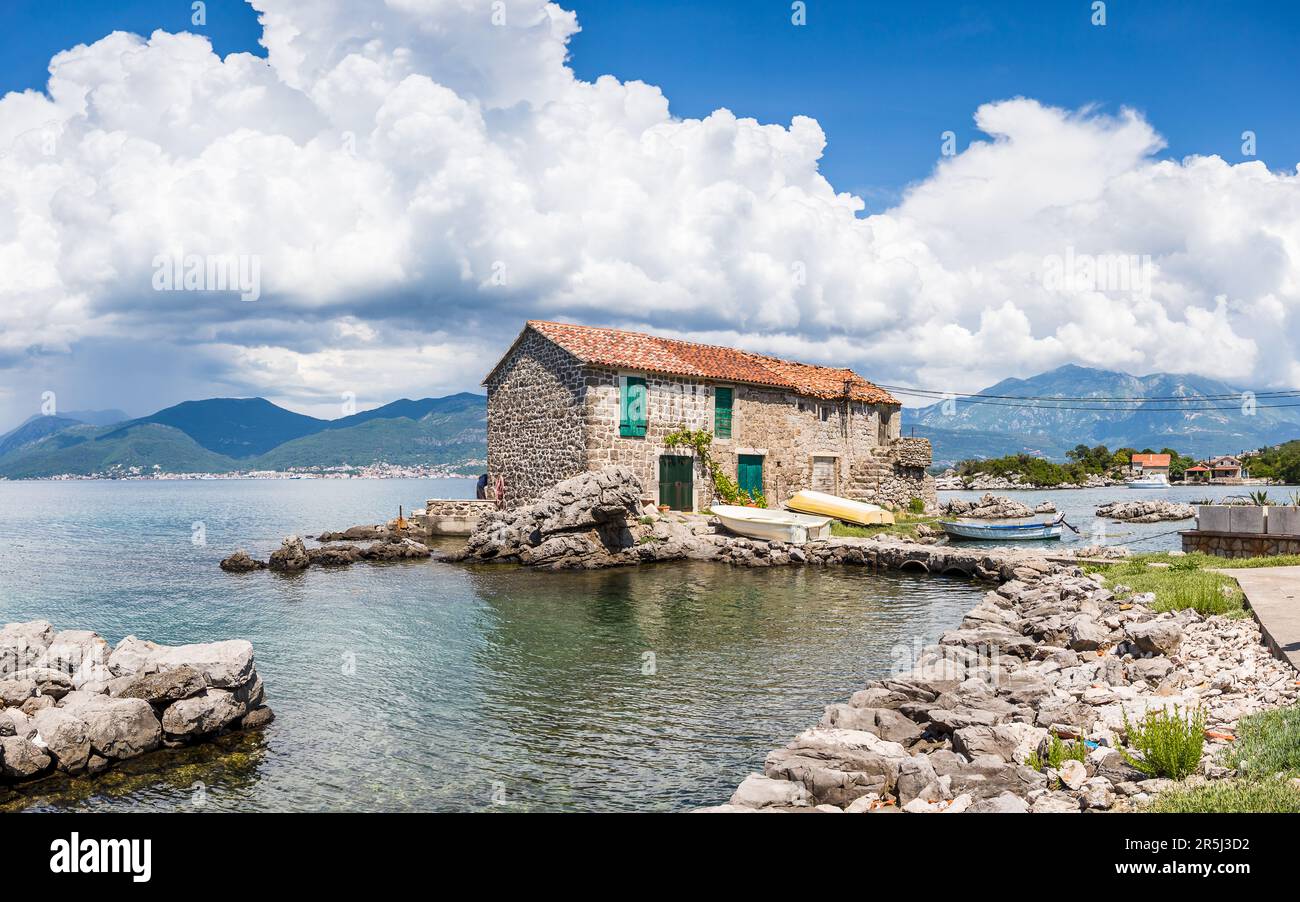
[1198,506,1230,532]
[1213,566,1300,672]
[1269,506,1300,535]
[1229,506,1267,534]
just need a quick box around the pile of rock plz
[940,494,1056,519]
[1,621,271,786]
[1095,500,1196,523]
[221,534,432,573]
[707,564,1298,813]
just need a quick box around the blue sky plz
[4,0,1297,207]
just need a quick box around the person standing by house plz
[476,472,489,500]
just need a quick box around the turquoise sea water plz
[0,478,985,812]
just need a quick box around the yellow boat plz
[785,490,895,526]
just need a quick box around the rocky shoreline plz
[936,473,1123,491]
[1,622,271,789]
[940,493,1057,519]
[705,562,1297,813]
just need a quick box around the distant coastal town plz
[3,462,481,481]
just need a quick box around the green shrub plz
[1119,705,1207,779]
[1225,704,1300,777]
[1146,776,1300,813]
[907,497,926,514]
[1025,732,1088,772]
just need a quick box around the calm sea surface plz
[0,478,985,812]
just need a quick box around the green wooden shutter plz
[620,376,647,437]
[714,387,733,438]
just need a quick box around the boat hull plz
[710,505,833,545]
[785,490,896,526]
[939,519,1064,541]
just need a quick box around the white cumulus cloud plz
[1,0,1299,426]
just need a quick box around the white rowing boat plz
[785,490,896,525]
[939,516,1065,541]
[710,505,833,545]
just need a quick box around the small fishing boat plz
[1126,473,1170,489]
[939,516,1066,541]
[785,490,896,526]
[710,505,833,545]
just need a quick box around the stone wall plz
[1180,529,1300,558]
[578,371,933,510]
[485,330,589,508]
[583,367,714,509]
[415,499,496,536]
[1,621,271,788]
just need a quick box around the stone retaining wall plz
[415,499,496,536]
[1180,529,1300,559]
[1,622,271,788]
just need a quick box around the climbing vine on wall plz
[662,426,765,507]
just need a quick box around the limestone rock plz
[161,689,247,738]
[146,640,255,689]
[0,678,36,707]
[113,665,206,704]
[968,791,1030,813]
[220,549,267,572]
[1127,620,1184,656]
[728,773,812,809]
[32,707,92,772]
[59,694,162,759]
[0,734,51,779]
[1095,501,1195,523]
[268,535,311,571]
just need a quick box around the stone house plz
[482,321,934,511]
[1130,453,1171,477]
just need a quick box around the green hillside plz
[251,409,486,470]
[0,423,238,478]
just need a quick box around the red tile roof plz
[501,321,897,404]
[1131,453,1171,467]
[1185,465,1209,472]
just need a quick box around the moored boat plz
[785,490,896,526]
[1126,473,1170,489]
[710,505,833,545]
[939,516,1065,541]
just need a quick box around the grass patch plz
[1025,733,1088,772]
[1225,704,1300,777]
[829,514,939,541]
[1108,551,1300,570]
[1086,557,1246,617]
[1146,776,1300,813]
[1119,705,1206,780]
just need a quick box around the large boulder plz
[112,665,206,704]
[58,694,162,760]
[6,667,75,699]
[0,734,51,779]
[107,636,160,678]
[32,707,92,772]
[0,678,36,707]
[763,729,908,807]
[268,536,311,571]
[220,549,267,572]
[1127,620,1184,656]
[161,689,246,738]
[465,467,648,568]
[146,640,255,689]
[728,773,812,809]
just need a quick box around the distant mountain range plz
[904,365,1300,467]
[0,395,486,478]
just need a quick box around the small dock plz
[1212,566,1300,672]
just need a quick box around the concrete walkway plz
[1213,566,1300,672]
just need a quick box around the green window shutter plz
[620,376,647,437]
[714,387,733,438]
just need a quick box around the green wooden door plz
[738,454,764,500]
[658,455,694,510]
